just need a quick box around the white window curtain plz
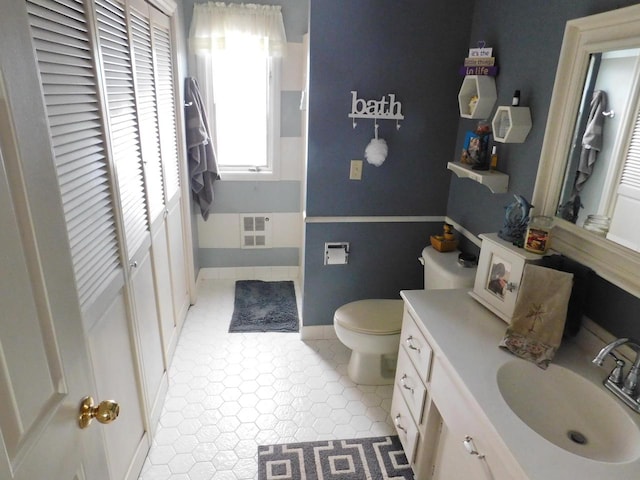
[187,2,286,175]
[189,2,287,58]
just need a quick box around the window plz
[189,3,287,180]
[210,34,280,177]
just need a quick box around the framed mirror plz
[532,4,640,298]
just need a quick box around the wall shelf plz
[447,161,509,193]
[491,106,532,143]
[458,75,497,119]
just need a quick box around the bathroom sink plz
[496,359,640,462]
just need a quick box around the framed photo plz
[470,233,543,323]
[485,254,511,299]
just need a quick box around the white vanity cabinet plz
[392,299,527,479]
[429,357,525,479]
[390,307,441,479]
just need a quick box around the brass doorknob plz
[78,396,120,429]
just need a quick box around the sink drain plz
[567,430,588,445]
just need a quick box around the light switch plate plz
[350,160,363,180]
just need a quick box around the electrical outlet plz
[349,160,363,180]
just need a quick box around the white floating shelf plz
[447,161,509,193]
[491,106,532,143]
[458,75,497,119]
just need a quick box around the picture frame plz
[469,233,544,323]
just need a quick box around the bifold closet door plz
[95,0,168,433]
[151,6,190,331]
[24,0,149,479]
[130,0,189,360]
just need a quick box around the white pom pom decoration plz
[364,138,388,167]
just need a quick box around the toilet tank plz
[421,246,476,290]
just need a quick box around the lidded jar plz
[583,214,610,236]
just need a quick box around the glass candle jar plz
[524,216,553,254]
[583,214,611,236]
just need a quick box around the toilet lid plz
[334,299,404,335]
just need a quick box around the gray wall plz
[303,0,475,326]
[447,0,640,338]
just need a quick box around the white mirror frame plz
[532,4,640,298]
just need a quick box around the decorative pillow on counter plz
[499,264,574,369]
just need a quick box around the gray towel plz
[574,90,607,193]
[185,77,219,220]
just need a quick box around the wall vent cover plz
[240,214,272,249]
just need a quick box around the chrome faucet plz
[592,338,640,413]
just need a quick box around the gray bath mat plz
[258,435,413,479]
[229,280,299,333]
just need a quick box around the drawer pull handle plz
[400,374,414,394]
[394,414,407,433]
[463,436,485,459]
[405,335,421,353]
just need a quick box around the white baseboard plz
[197,266,300,282]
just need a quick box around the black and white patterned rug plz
[258,435,414,480]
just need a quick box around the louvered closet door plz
[96,0,167,436]
[130,0,165,223]
[150,5,190,329]
[96,0,149,259]
[27,0,122,309]
[608,107,640,251]
[26,1,149,479]
[151,8,180,202]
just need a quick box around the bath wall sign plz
[348,91,404,120]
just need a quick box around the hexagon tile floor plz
[138,278,395,480]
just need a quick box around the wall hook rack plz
[348,90,404,129]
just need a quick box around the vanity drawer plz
[395,347,427,425]
[390,387,419,465]
[401,308,433,383]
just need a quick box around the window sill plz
[219,170,281,182]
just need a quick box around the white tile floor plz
[139,279,395,480]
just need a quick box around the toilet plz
[333,246,477,385]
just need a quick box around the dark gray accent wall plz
[303,222,443,326]
[307,0,474,217]
[304,0,475,326]
[448,0,640,338]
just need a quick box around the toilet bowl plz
[333,246,477,385]
[334,299,404,385]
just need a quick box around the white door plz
[0,69,111,479]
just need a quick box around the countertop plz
[400,288,640,480]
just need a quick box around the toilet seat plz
[334,299,403,335]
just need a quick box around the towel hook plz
[602,110,615,118]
